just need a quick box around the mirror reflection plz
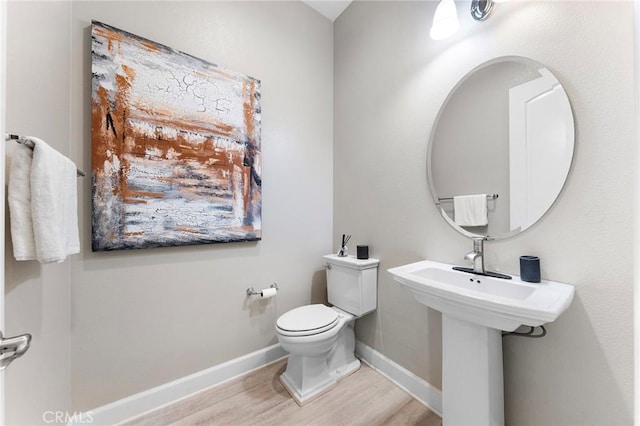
[428,57,574,240]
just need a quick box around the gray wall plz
[5,2,72,425]
[334,1,634,425]
[69,1,333,411]
[5,0,333,417]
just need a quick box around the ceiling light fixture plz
[430,0,460,40]
[470,0,494,21]
[431,0,496,40]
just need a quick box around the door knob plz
[0,331,31,371]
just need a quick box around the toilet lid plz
[277,304,339,334]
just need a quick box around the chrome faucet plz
[452,236,513,280]
[465,237,485,274]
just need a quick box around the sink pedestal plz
[442,315,504,426]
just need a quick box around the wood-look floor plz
[121,359,442,426]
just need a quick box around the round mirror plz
[428,56,574,240]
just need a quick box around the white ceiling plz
[302,0,353,21]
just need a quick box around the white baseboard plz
[75,340,441,425]
[76,343,287,426]
[355,340,442,416]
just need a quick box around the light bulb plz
[430,0,460,40]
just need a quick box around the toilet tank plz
[323,254,379,317]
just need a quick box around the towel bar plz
[5,134,86,177]
[438,193,498,202]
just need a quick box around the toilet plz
[276,254,379,406]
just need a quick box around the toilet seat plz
[276,304,340,337]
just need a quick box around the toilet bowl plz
[275,254,379,406]
[276,304,360,405]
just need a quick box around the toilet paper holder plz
[246,283,279,296]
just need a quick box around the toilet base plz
[280,357,361,406]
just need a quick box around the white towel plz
[453,194,488,227]
[8,144,36,260]
[8,137,80,263]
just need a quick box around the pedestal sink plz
[388,260,574,426]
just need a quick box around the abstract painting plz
[91,21,261,251]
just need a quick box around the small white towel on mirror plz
[453,194,488,227]
[8,137,80,263]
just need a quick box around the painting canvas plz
[91,21,261,251]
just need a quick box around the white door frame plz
[0,0,8,423]
[635,1,640,423]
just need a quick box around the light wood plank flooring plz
[121,359,442,426]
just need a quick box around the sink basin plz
[388,259,574,331]
[389,259,575,425]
